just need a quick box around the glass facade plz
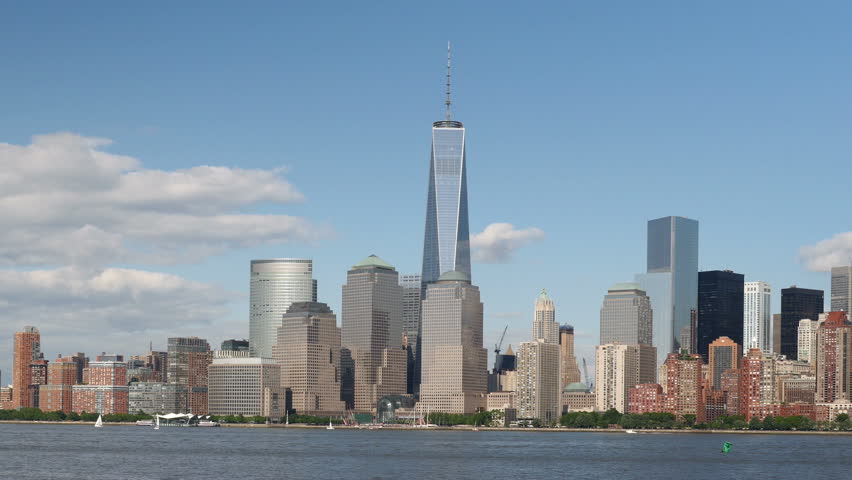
[399,274,422,394]
[696,270,744,361]
[780,287,824,360]
[249,259,317,359]
[831,266,852,313]
[421,121,471,287]
[637,216,698,368]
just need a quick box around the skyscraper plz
[421,46,471,289]
[419,271,487,414]
[72,360,129,415]
[594,343,656,413]
[797,318,820,364]
[599,283,653,347]
[13,326,41,409]
[831,266,852,313]
[209,352,284,418]
[635,216,699,367]
[559,325,582,389]
[167,337,210,414]
[696,270,744,361]
[744,282,772,352]
[780,286,824,360]
[707,336,741,390]
[815,311,852,403]
[341,255,406,412]
[533,289,559,343]
[274,302,346,414]
[249,259,317,359]
[399,274,422,394]
[516,340,561,423]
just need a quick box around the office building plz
[696,270,744,360]
[816,311,852,403]
[561,382,595,413]
[595,343,656,413]
[533,289,559,343]
[419,271,487,414]
[707,336,741,390]
[167,337,210,414]
[599,283,653,347]
[798,318,820,364]
[420,49,471,289]
[559,325,582,389]
[72,361,128,414]
[780,287,824,360]
[12,326,41,409]
[209,353,285,418]
[221,339,250,352]
[744,282,772,352]
[249,259,317,359]
[273,302,346,414]
[341,255,406,411]
[831,266,852,313]
[635,216,699,367]
[129,382,187,414]
[399,274,422,394]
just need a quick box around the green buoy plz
[721,442,732,453]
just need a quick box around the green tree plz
[748,416,762,430]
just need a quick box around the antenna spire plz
[445,41,452,121]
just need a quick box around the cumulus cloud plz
[471,223,545,263]
[800,232,852,271]
[0,266,235,374]
[0,133,327,266]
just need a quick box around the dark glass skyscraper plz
[696,270,744,361]
[780,286,824,360]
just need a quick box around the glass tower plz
[696,270,744,361]
[421,120,471,286]
[636,216,698,368]
[249,259,317,359]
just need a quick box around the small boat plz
[94,415,103,428]
[135,419,154,426]
[625,429,637,434]
[326,420,335,430]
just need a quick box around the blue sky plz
[2,1,852,377]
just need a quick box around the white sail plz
[94,415,103,428]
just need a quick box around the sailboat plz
[154,415,160,430]
[94,415,103,428]
[326,420,335,430]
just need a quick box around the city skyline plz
[2,3,852,380]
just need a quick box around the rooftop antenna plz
[445,41,452,121]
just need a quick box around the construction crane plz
[582,357,592,389]
[493,325,508,373]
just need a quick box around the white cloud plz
[800,232,852,271]
[0,266,236,376]
[0,132,327,267]
[471,223,545,263]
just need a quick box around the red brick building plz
[72,361,129,414]
[41,360,79,413]
[628,383,664,414]
[662,352,705,422]
[12,326,41,409]
[816,312,852,403]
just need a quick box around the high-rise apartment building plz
[419,271,487,414]
[772,314,782,354]
[533,289,559,343]
[744,282,772,352]
[12,326,41,409]
[594,343,656,413]
[831,266,852,313]
[341,255,406,411]
[209,352,285,418]
[41,359,78,413]
[72,361,129,414]
[167,337,210,414]
[559,325,582,389]
[707,336,741,390]
[249,259,317,359]
[635,216,699,367]
[273,302,346,414]
[129,382,187,414]
[660,352,705,423]
[696,270,744,361]
[815,311,852,403]
[516,340,561,423]
[421,47,470,291]
[781,287,824,360]
[738,348,777,420]
[599,283,653,347]
[798,318,820,364]
[399,274,422,394]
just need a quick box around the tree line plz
[559,409,852,431]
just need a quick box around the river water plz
[0,423,848,479]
